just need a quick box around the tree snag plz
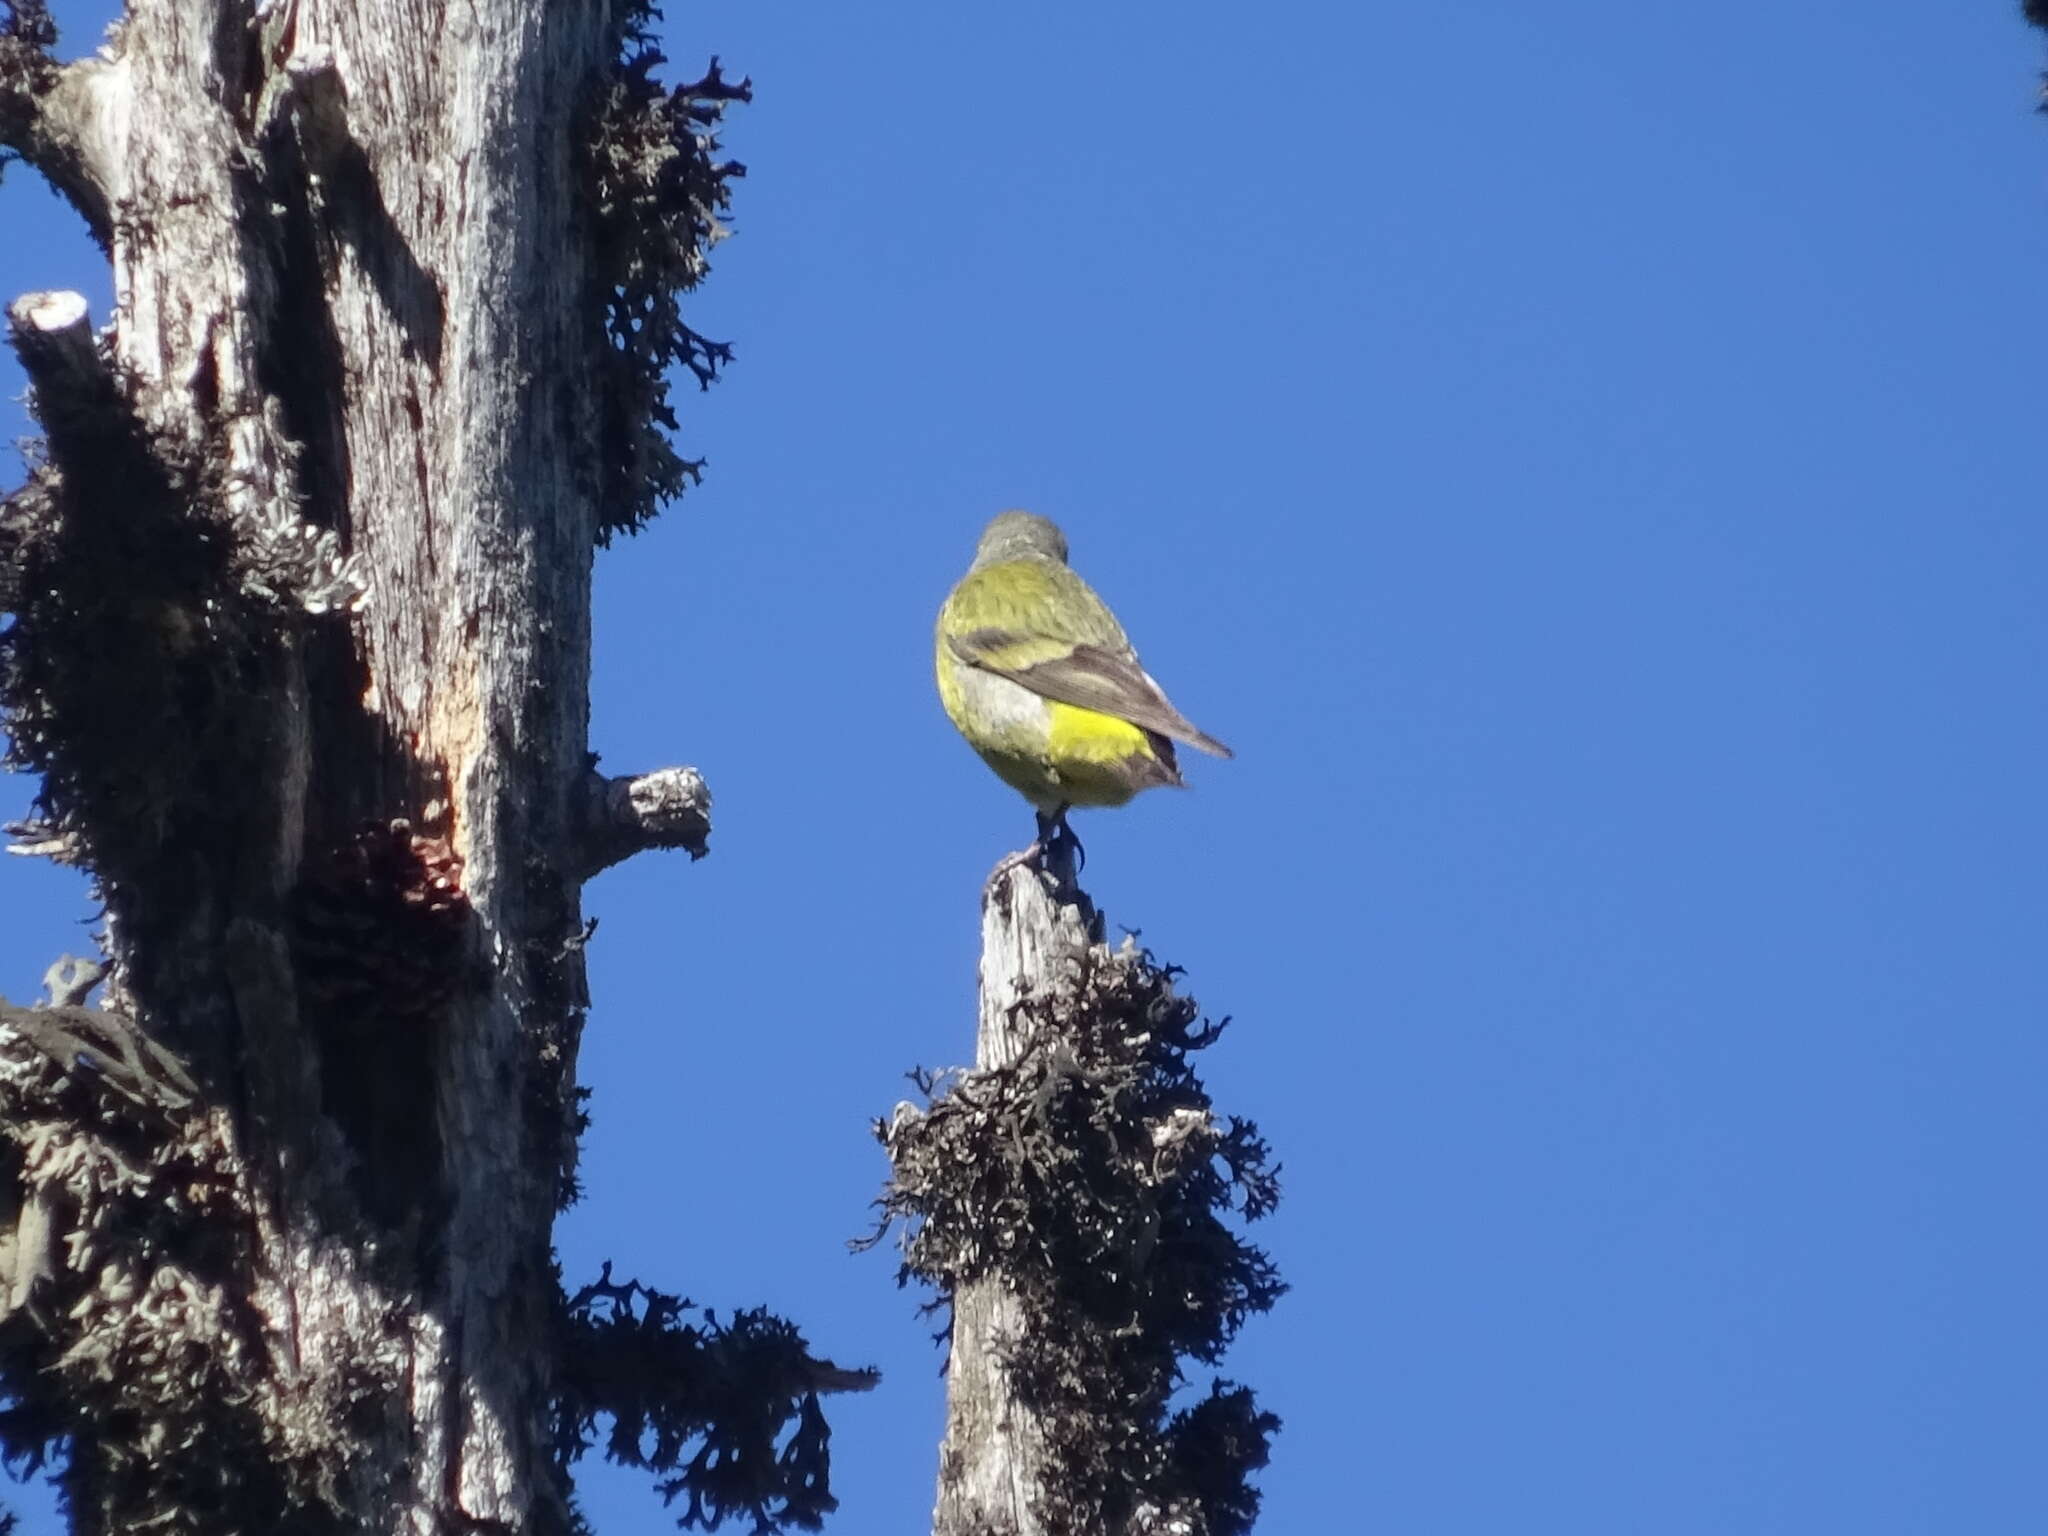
[872,851,1284,1536]
[0,3,860,1533]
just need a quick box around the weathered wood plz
[932,857,1096,1536]
[0,1,728,1530]
[74,2,607,1521]
[884,846,1282,1536]
[0,6,113,243]
[574,763,713,877]
[6,290,93,384]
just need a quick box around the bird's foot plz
[988,808,1084,889]
[990,841,1044,882]
[1056,821,1086,876]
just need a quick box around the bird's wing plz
[947,629,1234,759]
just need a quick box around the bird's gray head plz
[971,510,1069,570]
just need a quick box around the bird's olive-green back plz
[940,558,1133,666]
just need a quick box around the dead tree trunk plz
[0,3,872,1533]
[876,852,1285,1536]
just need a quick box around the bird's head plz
[971,509,1069,570]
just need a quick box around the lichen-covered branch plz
[587,41,751,538]
[552,1264,878,1533]
[574,762,714,876]
[0,988,414,1530]
[0,997,194,1111]
[871,863,1284,1536]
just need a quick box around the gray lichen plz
[585,7,749,541]
[551,1263,877,1534]
[0,1022,406,1535]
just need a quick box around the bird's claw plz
[1033,807,1085,879]
[988,807,1086,892]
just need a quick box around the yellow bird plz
[935,510,1232,863]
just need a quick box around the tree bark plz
[0,2,746,1530]
[930,861,1095,1535]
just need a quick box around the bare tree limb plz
[41,954,104,1008]
[5,289,118,451]
[6,289,94,385]
[2,819,78,862]
[574,762,713,877]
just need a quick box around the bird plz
[935,510,1232,869]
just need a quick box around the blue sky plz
[5,3,2048,1533]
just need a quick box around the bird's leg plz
[1040,805,1085,880]
[1033,808,1058,860]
